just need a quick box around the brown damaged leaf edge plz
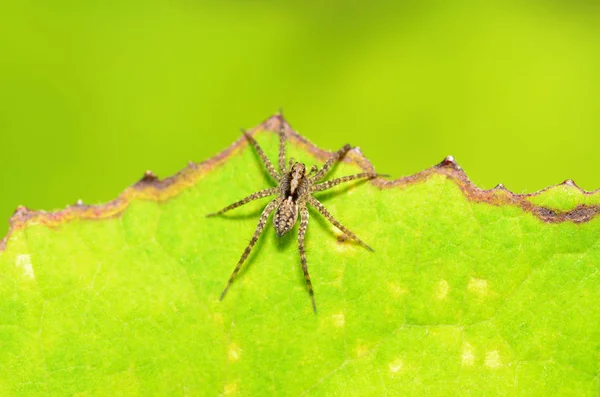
[1,114,599,253]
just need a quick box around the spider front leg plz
[311,144,352,181]
[278,116,287,173]
[307,196,374,252]
[312,173,386,192]
[206,187,278,217]
[242,129,280,181]
[298,204,317,313]
[219,198,280,300]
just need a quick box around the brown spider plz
[207,120,383,313]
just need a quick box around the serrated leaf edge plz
[1,114,598,252]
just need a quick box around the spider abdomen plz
[274,197,298,237]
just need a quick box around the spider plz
[207,119,383,313]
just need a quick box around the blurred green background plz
[1,1,599,237]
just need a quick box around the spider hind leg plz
[219,199,280,300]
[298,204,317,313]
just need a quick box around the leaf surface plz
[1,115,599,396]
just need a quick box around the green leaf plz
[1,115,599,396]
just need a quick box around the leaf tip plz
[141,170,159,183]
[349,147,364,158]
[13,206,34,221]
[6,205,36,235]
[438,155,461,170]
[133,170,161,190]
[561,179,579,188]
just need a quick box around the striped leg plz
[308,196,373,252]
[206,187,277,217]
[312,173,383,192]
[298,204,317,313]
[311,144,352,182]
[219,199,280,300]
[242,129,280,181]
[278,116,287,173]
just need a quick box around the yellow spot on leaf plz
[228,343,242,362]
[461,343,475,366]
[468,277,489,298]
[15,254,34,279]
[436,279,449,300]
[212,313,224,325]
[224,382,238,396]
[355,342,370,358]
[388,282,409,299]
[388,358,404,373]
[484,350,502,369]
[332,313,345,327]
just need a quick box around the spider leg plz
[307,196,374,252]
[278,114,287,173]
[311,144,352,182]
[312,173,387,192]
[206,187,278,217]
[298,204,317,313]
[242,129,280,181]
[220,198,280,301]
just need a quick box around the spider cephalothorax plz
[274,162,311,237]
[207,116,384,313]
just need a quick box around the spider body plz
[207,117,384,313]
[274,162,311,236]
